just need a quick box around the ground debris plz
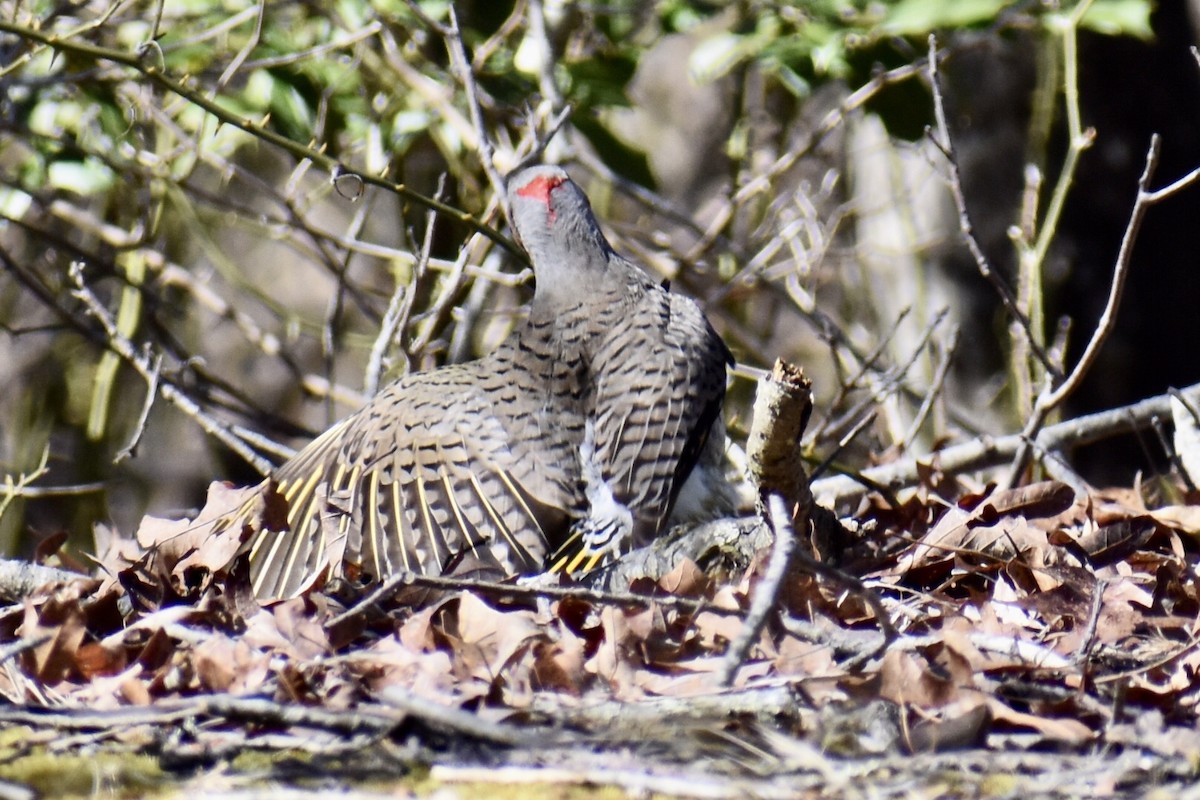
[2,477,1200,798]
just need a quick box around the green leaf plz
[29,99,81,139]
[1081,0,1154,39]
[882,0,1008,35]
[0,187,33,219]
[393,110,432,135]
[689,32,748,84]
[244,70,275,112]
[48,160,115,195]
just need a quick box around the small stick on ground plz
[716,360,812,687]
[0,558,95,603]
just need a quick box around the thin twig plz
[0,483,108,498]
[1004,136,1197,485]
[901,325,959,449]
[809,411,882,488]
[113,349,161,463]
[215,0,265,90]
[325,567,744,632]
[379,686,552,747]
[808,306,911,444]
[68,262,274,475]
[365,177,445,396]
[715,493,799,687]
[239,21,383,71]
[0,635,52,665]
[1074,577,1108,667]
[926,35,1053,375]
[525,0,565,110]
[443,5,507,198]
[823,308,950,448]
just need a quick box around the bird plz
[236,164,733,601]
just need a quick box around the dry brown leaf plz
[91,521,145,591]
[171,483,263,595]
[1149,504,1200,535]
[20,592,88,685]
[530,633,586,694]
[429,592,547,704]
[985,697,1093,744]
[1067,517,1156,566]
[622,603,664,643]
[879,644,973,709]
[907,509,1049,569]
[587,604,644,696]
[271,598,332,660]
[119,675,152,706]
[906,701,992,753]
[1092,486,1151,522]
[356,635,458,701]
[193,635,240,692]
[72,664,149,709]
[397,602,441,652]
[132,515,195,561]
[74,641,126,679]
[692,609,745,652]
[898,483,1073,572]
[774,631,836,677]
[119,482,263,601]
[710,584,744,612]
[656,558,709,596]
[639,657,773,695]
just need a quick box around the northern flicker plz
[239,164,732,600]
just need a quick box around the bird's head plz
[505,165,614,298]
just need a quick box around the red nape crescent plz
[515,174,565,223]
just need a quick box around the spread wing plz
[246,358,576,600]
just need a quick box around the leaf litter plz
[2,475,1200,798]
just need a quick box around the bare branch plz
[816,381,1200,506]
[1005,137,1189,485]
[926,35,1054,375]
[69,262,275,475]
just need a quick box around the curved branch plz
[0,19,521,255]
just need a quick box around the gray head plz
[506,165,615,301]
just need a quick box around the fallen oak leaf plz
[906,511,1049,570]
[530,634,587,695]
[984,481,1076,520]
[1148,504,1200,536]
[984,696,1093,744]
[587,604,644,696]
[20,592,88,685]
[656,557,710,597]
[167,482,265,596]
[271,597,334,661]
[1064,517,1156,567]
[123,482,262,601]
[360,635,458,701]
[134,482,253,557]
[879,642,976,710]
[900,482,1076,571]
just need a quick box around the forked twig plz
[1005,136,1200,485]
[926,35,1053,374]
